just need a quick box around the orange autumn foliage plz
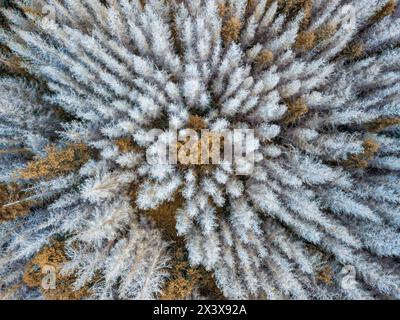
[366,117,400,132]
[0,183,33,223]
[115,137,140,153]
[278,0,314,29]
[283,98,309,124]
[222,16,241,44]
[18,144,89,180]
[159,246,224,300]
[23,241,90,300]
[295,31,316,52]
[345,139,380,169]
[317,266,334,286]
[370,0,397,23]
[255,49,274,69]
[130,188,223,299]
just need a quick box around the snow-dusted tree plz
[1,0,400,299]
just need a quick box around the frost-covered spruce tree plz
[1,0,400,299]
